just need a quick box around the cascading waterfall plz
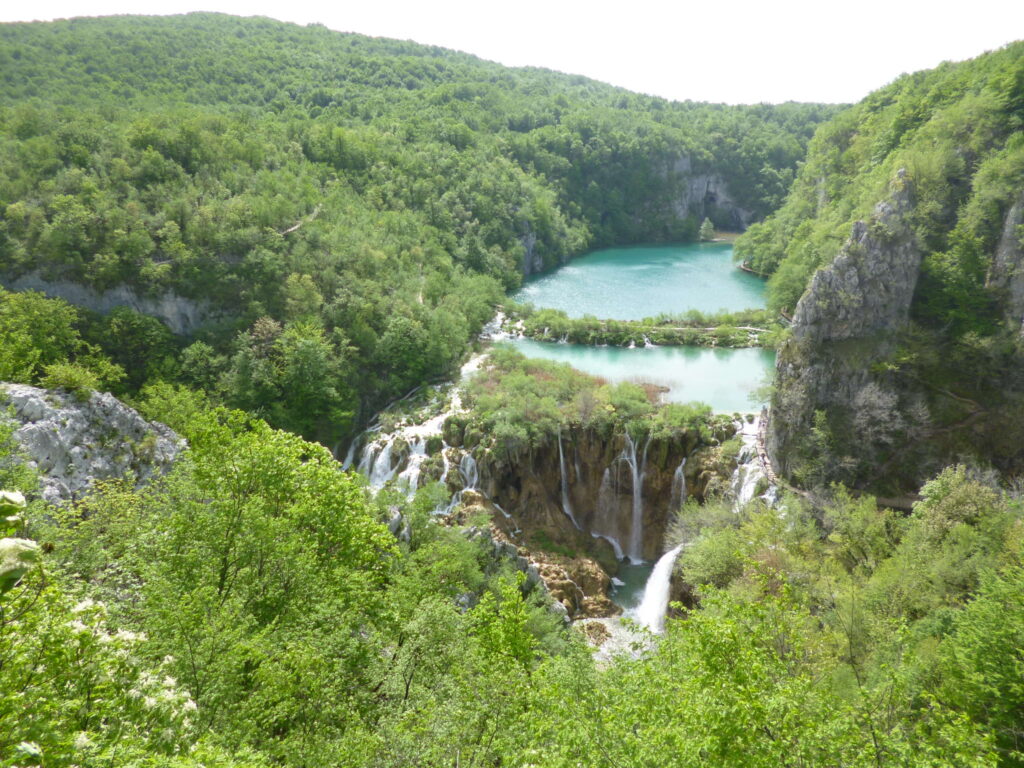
[397,438,427,493]
[669,457,688,512]
[341,438,359,471]
[591,532,624,560]
[730,419,764,510]
[360,439,398,490]
[623,434,650,563]
[592,468,624,558]
[557,429,581,529]
[632,543,684,633]
[352,311,509,496]
[459,453,478,490]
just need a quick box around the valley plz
[0,14,1022,767]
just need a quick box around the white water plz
[591,531,625,561]
[623,434,650,563]
[730,419,764,510]
[352,312,509,496]
[669,457,688,512]
[632,543,684,633]
[341,439,358,470]
[558,429,581,529]
[591,468,622,554]
[459,453,478,491]
[360,439,398,489]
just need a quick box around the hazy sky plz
[2,0,1022,104]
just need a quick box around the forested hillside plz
[0,13,836,444]
[734,41,1024,492]
[2,19,1024,767]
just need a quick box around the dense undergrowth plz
[3,400,1023,766]
[2,16,1024,768]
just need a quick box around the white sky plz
[2,0,1022,104]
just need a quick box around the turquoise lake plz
[501,338,774,413]
[511,241,766,319]
[503,242,774,412]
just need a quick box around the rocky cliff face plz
[2,272,217,335]
[670,156,756,231]
[463,424,733,564]
[987,192,1024,336]
[1,383,184,503]
[768,172,932,487]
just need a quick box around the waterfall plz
[730,419,764,510]
[669,457,688,512]
[591,532,624,560]
[360,439,399,490]
[459,453,478,490]
[397,438,427,496]
[633,543,684,633]
[623,434,649,563]
[591,468,622,556]
[558,429,581,529]
[341,438,358,471]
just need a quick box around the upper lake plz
[511,242,766,319]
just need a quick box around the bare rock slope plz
[1,383,184,503]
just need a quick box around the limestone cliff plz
[670,156,756,231]
[768,172,931,488]
[2,272,218,335]
[1,383,184,503]
[986,191,1024,336]
[769,170,1024,491]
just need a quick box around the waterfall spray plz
[633,544,684,633]
[623,434,650,563]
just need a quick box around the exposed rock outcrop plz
[987,192,1024,335]
[446,422,735,565]
[670,156,756,231]
[769,171,929,486]
[2,272,218,335]
[1,384,185,504]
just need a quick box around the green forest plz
[735,40,1024,491]
[0,13,835,444]
[1,13,1023,768]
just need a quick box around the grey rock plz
[792,177,919,343]
[2,272,219,335]
[520,231,543,276]
[768,171,926,483]
[986,193,1024,335]
[670,156,756,230]
[1,383,185,504]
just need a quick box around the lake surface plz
[502,338,774,413]
[512,242,766,319]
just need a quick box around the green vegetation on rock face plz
[736,41,1024,322]
[735,42,1024,492]
[0,13,837,442]
[507,304,785,348]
